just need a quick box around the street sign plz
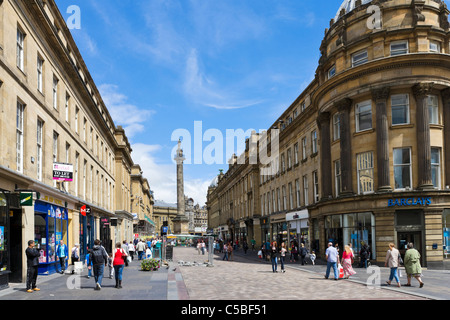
[19,193,33,206]
[80,205,91,216]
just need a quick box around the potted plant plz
[141,258,160,271]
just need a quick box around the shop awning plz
[286,209,309,221]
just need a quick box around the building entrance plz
[397,231,423,266]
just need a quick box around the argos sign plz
[388,197,432,207]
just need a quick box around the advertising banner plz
[52,163,73,182]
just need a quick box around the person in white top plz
[385,243,401,287]
[128,241,135,261]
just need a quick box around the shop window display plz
[0,194,8,271]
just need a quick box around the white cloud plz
[99,84,154,139]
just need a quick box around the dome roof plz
[334,0,372,22]
[209,176,219,188]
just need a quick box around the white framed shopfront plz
[286,210,309,249]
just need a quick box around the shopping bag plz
[338,264,345,279]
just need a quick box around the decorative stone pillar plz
[372,87,392,192]
[442,88,450,187]
[336,98,353,195]
[413,83,434,191]
[317,112,332,200]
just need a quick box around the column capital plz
[316,111,330,128]
[371,86,390,102]
[412,82,434,99]
[335,98,352,112]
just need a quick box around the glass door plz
[397,231,423,265]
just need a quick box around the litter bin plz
[166,245,173,261]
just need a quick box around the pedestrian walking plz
[290,242,299,262]
[324,242,340,280]
[145,245,153,259]
[404,242,424,288]
[128,241,135,261]
[280,242,287,273]
[299,243,308,265]
[227,241,234,261]
[251,238,256,251]
[310,250,316,265]
[197,241,201,255]
[136,239,145,260]
[384,243,401,287]
[112,242,127,289]
[201,240,206,255]
[222,242,228,261]
[85,248,93,279]
[243,240,249,254]
[122,241,129,267]
[359,242,370,268]
[56,240,68,274]
[25,240,40,293]
[89,239,109,291]
[342,245,356,279]
[70,244,80,274]
[107,253,114,279]
[270,241,279,273]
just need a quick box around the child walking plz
[108,253,114,279]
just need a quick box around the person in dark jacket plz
[299,243,308,265]
[25,240,40,293]
[270,241,279,273]
[88,239,108,291]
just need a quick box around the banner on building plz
[53,163,73,182]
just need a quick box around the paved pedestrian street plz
[0,246,443,302]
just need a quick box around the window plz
[17,28,25,70]
[75,153,79,197]
[302,137,307,160]
[394,148,412,190]
[281,153,286,173]
[272,190,276,213]
[16,101,25,173]
[282,186,287,210]
[390,41,408,56]
[83,118,87,142]
[83,160,87,200]
[335,159,342,197]
[277,188,281,211]
[429,41,440,53]
[391,94,410,125]
[303,175,309,206]
[295,179,301,208]
[313,171,319,203]
[37,119,44,180]
[287,148,292,169]
[294,109,298,118]
[52,77,58,110]
[428,95,439,125]
[75,106,79,133]
[352,50,368,67]
[311,130,318,154]
[357,152,374,194]
[301,102,306,112]
[37,56,43,93]
[65,94,70,122]
[431,148,441,189]
[333,112,340,141]
[355,100,372,132]
[328,65,336,79]
[289,183,294,210]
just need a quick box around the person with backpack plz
[88,239,108,291]
[299,243,308,265]
[70,244,80,274]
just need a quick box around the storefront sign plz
[20,193,33,206]
[388,197,431,207]
[52,163,73,182]
[80,205,91,217]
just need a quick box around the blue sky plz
[54,0,345,205]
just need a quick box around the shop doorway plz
[9,209,22,283]
[397,231,423,266]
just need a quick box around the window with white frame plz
[289,183,294,210]
[355,100,372,132]
[357,151,374,194]
[16,101,25,173]
[431,147,441,189]
[37,56,43,93]
[287,148,292,169]
[75,152,79,197]
[17,28,25,71]
[282,185,287,210]
[352,50,368,67]
[333,112,340,141]
[75,106,79,133]
[429,41,440,53]
[52,131,59,163]
[37,118,43,180]
[391,94,410,125]
[295,179,301,208]
[294,143,299,165]
[272,190,276,213]
[311,130,318,154]
[277,188,281,211]
[428,95,439,125]
[302,137,307,160]
[313,171,319,203]
[281,153,286,173]
[65,93,70,123]
[52,76,59,110]
[335,159,342,197]
[303,175,309,206]
[328,65,336,79]
[301,102,306,112]
[390,41,408,56]
[393,148,412,190]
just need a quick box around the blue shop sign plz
[388,197,432,207]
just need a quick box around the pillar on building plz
[441,88,450,187]
[413,83,434,190]
[336,98,353,195]
[372,87,392,192]
[317,112,332,200]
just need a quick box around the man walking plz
[136,239,145,260]
[89,239,108,291]
[25,240,40,293]
[324,242,340,280]
[56,240,68,274]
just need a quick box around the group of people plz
[25,237,159,293]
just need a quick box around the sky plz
[53,0,351,206]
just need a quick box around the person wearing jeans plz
[385,243,401,287]
[270,241,279,273]
[112,242,127,289]
[325,242,340,280]
[89,239,108,291]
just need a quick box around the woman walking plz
[112,242,127,289]
[342,245,356,279]
[384,243,401,287]
[270,241,279,273]
[128,241,135,261]
[280,242,287,273]
[404,242,424,288]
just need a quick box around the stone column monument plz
[172,139,189,234]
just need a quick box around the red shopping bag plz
[338,264,345,279]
